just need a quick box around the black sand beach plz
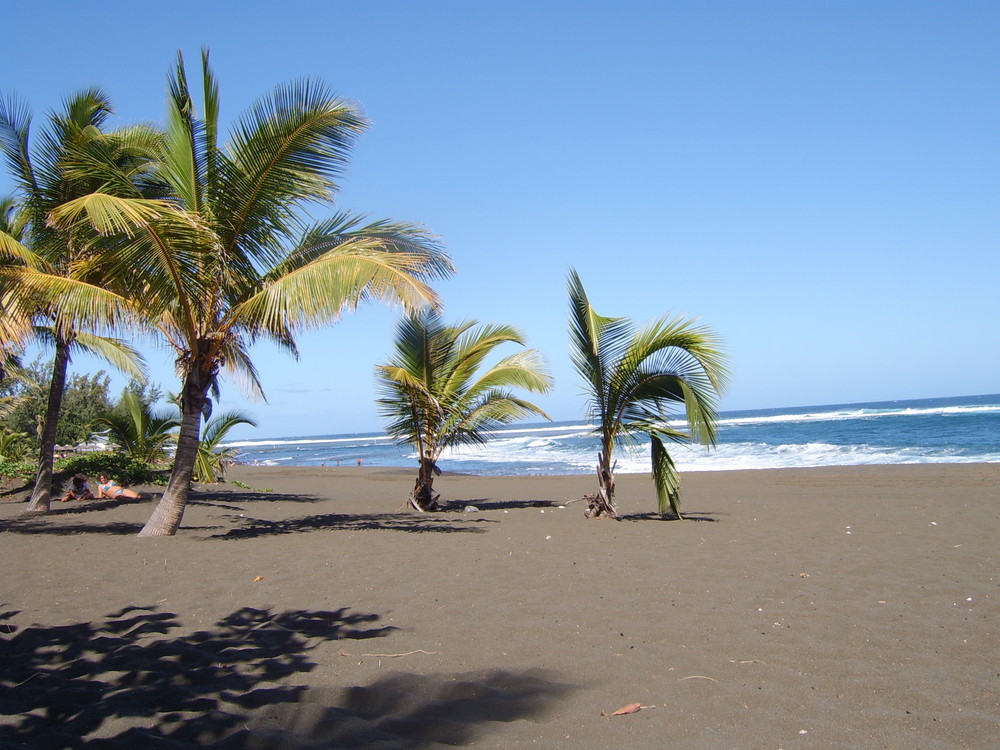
[2,464,998,748]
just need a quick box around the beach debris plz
[602,702,643,717]
[338,649,438,658]
[463,505,480,513]
[545,535,552,540]
[253,575,264,582]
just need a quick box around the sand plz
[1,463,998,749]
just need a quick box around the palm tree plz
[56,50,454,535]
[192,409,257,483]
[0,94,148,512]
[376,309,553,511]
[95,390,179,464]
[567,269,728,519]
[0,196,36,385]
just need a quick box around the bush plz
[0,458,36,482]
[56,452,166,486]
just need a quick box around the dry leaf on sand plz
[602,702,642,717]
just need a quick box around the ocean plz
[222,393,1000,475]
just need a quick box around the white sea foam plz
[224,434,393,449]
[223,395,1000,473]
[718,404,1000,428]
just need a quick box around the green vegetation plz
[377,309,552,511]
[567,269,728,519]
[193,410,257,484]
[1,361,115,450]
[96,389,178,464]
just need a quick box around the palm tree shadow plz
[438,498,561,512]
[621,511,720,522]
[1,607,575,748]
[214,512,496,539]
[188,489,323,506]
[0,519,148,535]
[246,668,576,748]
[0,604,395,748]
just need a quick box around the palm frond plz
[651,434,682,517]
[232,242,445,337]
[72,331,147,382]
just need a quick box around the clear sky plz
[3,1,998,439]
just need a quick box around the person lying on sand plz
[60,474,94,502]
[95,474,142,500]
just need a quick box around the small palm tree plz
[377,309,553,511]
[95,390,179,464]
[568,269,728,519]
[193,410,257,483]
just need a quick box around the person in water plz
[95,474,143,499]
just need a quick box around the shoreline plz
[3,463,998,748]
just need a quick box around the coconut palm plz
[376,308,553,511]
[55,50,454,535]
[0,93,149,512]
[192,409,257,483]
[567,269,728,519]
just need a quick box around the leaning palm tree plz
[0,97,149,512]
[54,50,454,535]
[568,269,728,519]
[377,308,553,511]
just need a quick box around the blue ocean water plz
[223,394,1000,475]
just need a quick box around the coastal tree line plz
[1,49,727,536]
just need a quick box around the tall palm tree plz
[56,50,454,535]
[567,269,728,519]
[0,95,148,512]
[376,309,552,511]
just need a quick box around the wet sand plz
[2,463,998,748]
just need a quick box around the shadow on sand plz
[0,608,572,748]
[621,511,720,522]
[215,512,496,539]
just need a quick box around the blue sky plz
[4,1,998,438]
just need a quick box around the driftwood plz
[584,452,618,519]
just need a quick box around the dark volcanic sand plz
[2,464,998,748]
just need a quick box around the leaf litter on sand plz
[601,702,647,717]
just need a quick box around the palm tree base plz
[584,453,619,519]
[408,478,440,512]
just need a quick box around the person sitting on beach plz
[60,474,94,502]
[95,474,142,500]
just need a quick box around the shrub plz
[0,458,36,482]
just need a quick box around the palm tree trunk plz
[409,452,440,511]
[137,368,209,537]
[585,450,618,519]
[25,338,71,513]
